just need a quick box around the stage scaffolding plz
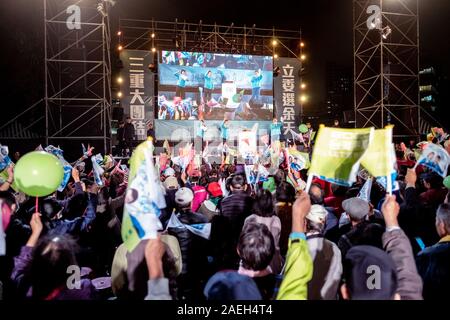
[353,0,421,138]
[118,18,302,57]
[44,0,113,152]
[0,0,113,153]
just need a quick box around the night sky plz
[1,0,449,122]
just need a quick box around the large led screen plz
[157,51,274,121]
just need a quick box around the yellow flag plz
[360,126,394,177]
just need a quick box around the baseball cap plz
[175,187,194,207]
[204,271,262,300]
[342,197,369,221]
[343,245,398,300]
[164,167,175,177]
[306,205,328,224]
[207,182,223,198]
[163,176,179,190]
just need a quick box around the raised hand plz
[381,194,400,228]
[27,212,43,247]
[405,168,417,188]
[292,191,311,233]
[145,236,166,279]
[72,167,80,183]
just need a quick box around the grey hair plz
[437,203,450,233]
[306,219,325,234]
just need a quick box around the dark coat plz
[416,239,450,300]
[167,210,208,276]
[124,123,135,141]
[117,127,125,141]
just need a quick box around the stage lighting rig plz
[97,3,107,17]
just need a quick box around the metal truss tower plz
[353,0,420,138]
[44,0,113,152]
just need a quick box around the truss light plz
[300,42,305,48]
[117,77,123,84]
[382,26,392,39]
[117,92,123,98]
[272,40,277,46]
[274,54,278,59]
[118,45,123,51]
[151,33,155,39]
[301,54,306,61]
[117,31,122,36]
[301,83,306,89]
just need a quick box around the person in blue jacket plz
[270,116,284,144]
[195,119,208,153]
[175,69,188,99]
[250,69,263,103]
[204,70,214,102]
[221,118,230,145]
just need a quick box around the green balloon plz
[14,151,64,197]
[299,124,308,133]
[444,176,450,189]
[263,177,276,193]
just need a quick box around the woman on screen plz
[221,118,230,146]
[204,70,214,103]
[174,69,188,99]
[250,69,263,103]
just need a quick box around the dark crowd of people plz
[0,132,449,301]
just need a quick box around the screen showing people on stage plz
[157,51,274,121]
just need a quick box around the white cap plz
[175,187,194,207]
[306,205,328,224]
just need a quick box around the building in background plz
[419,66,450,130]
[325,62,353,125]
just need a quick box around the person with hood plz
[204,270,262,300]
[340,245,400,300]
